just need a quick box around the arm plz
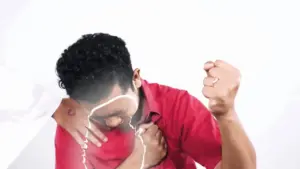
[216,111,256,169]
[179,93,222,169]
[179,92,255,169]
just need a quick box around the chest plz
[86,120,183,169]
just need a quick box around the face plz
[80,69,142,131]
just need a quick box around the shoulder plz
[55,125,79,150]
[147,81,207,118]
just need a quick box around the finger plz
[214,59,231,69]
[89,122,108,142]
[86,130,102,147]
[90,118,111,131]
[78,127,102,147]
[207,67,223,78]
[204,61,215,71]
[160,135,165,145]
[138,122,154,130]
[202,86,217,99]
[203,77,218,87]
[140,125,159,143]
[136,122,154,135]
[145,124,159,136]
[155,130,162,139]
[70,131,87,149]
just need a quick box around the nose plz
[105,116,123,127]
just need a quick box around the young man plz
[53,33,256,169]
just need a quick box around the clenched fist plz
[202,60,241,118]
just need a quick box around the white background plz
[1,0,300,169]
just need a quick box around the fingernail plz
[97,143,102,147]
[103,137,108,142]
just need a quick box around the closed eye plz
[91,110,126,120]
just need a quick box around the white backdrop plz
[1,0,300,169]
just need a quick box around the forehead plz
[81,84,134,114]
[91,96,136,117]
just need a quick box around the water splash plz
[81,95,146,169]
[129,118,146,169]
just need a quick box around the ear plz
[133,68,142,88]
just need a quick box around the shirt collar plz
[141,79,160,114]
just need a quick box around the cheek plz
[128,103,138,116]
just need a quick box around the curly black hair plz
[56,33,134,103]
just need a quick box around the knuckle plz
[161,150,167,157]
[208,68,214,75]
[203,77,208,85]
[97,132,105,138]
[215,59,222,63]
[153,140,159,146]
[152,125,158,130]
[215,59,224,65]
[151,139,159,146]
[205,61,213,65]
[157,130,162,135]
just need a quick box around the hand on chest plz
[87,129,135,161]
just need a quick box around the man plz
[53,33,256,169]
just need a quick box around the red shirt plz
[55,80,222,169]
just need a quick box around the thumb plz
[136,122,154,135]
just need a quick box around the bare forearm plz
[217,110,256,169]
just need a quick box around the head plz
[56,33,142,129]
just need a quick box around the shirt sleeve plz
[55,126,94,169]
[177,91,222,169]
